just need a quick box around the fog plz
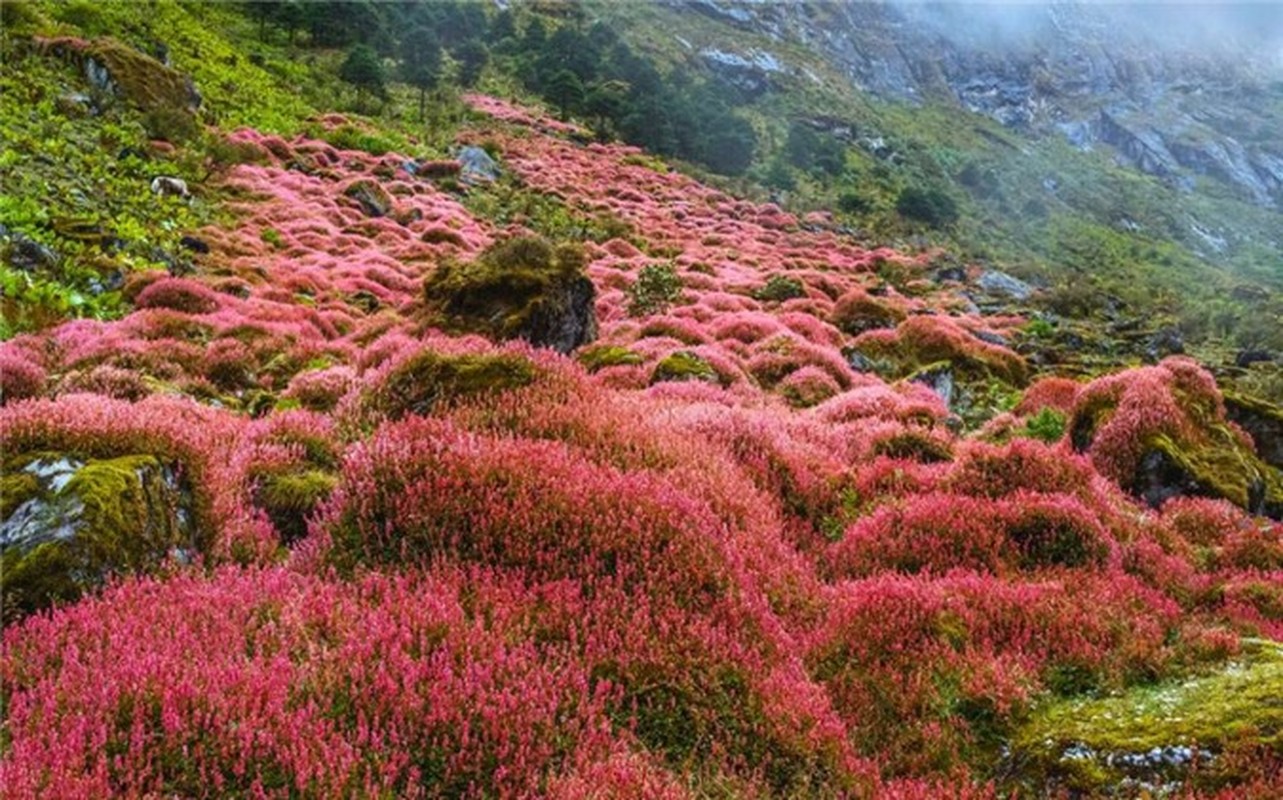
[884,2,1283,68]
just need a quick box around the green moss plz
[254,469,337,545]
[871,431,954,463]
[577,344,643,372]
[377,350,537,419]
[422,235,594,349]
[1022,407,1068,444]
[0,472,41,520]
[651,351,720,385]
[751,274,807,303]
[1144,429,1283,514]
[1,453,196,620]
[1007,640,1283,795]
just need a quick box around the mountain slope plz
[2,2,1283,797]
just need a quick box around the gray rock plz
[519,275,598,355]
[5,234,59,272]
[909,363,954,408]
[1143,326,1185,363]
[457,146,500,184]
[976,269,1035,301]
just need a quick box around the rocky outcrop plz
[1,452,197,620]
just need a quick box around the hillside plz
[2,1,1283,798]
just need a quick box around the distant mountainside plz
[593,1,1283,376]
[675,0,1283,208]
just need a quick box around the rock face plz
[1,452,197,620]
[39,36,201,138]
[668,2,1283,209]
[1226,393,1283,472]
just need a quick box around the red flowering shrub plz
[1014,376,1081,416]
[852,315,1028,385]
[0,350,47,404]
[809,573,1179,775]
[0,567,612,798]
[134,277,223,314]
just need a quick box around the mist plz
[883,2,1283,69]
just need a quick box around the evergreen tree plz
[545,69,584,120]
[454,39,489,88]
[400,26,442,122]
[339,43,386,112]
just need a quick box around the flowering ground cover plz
[3,93,1283,798]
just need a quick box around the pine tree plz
[400,27,442,122]
[339,44,386,113]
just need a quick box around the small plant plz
[752,275,806,303]
[627,263,683,317]
[1022,407,1067,443]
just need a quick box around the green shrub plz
[627,263,683,317]
[896,185,959,228]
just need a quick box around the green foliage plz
[339,43,387,109]
[752,275,806,303]
[627,262,683,317]
[896,185,960,228]
[1009,640,1283,794]
[1021,407,1067,444]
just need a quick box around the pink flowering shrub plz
[0,350,47,403]
[134,277,223,314]
[0,567,613,798]
[4,101,1280,798]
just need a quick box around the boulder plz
[456,146,500,184]
[976,269,1035,301]
[342,179,393,218]
[422,235,597,354]
[1,452,197,620]
[4,234,59,272]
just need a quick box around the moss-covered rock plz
[0,452,197,621]
[376,349,538,419]
[252,468,338,545]
[651,351,721,386]
[39,36,202,140]
[1225,392,1283,471]
[422,235,597,354]
[342,179,393,218]
[1006,639,1283,796]
[577,344,644,372]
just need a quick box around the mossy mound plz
[252,468,338,545]
[39,36,201,140]
[651,351,721,386]
[1071,372,1283,519]
[0,451,197,621]
[1006,640,1283,796]
[375,349,538,419]
[422,235,597,354]
[577,344,644,373]
[851,317,1029,388]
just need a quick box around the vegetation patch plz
[1007,640,1283,795]
[422,235,597,353]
